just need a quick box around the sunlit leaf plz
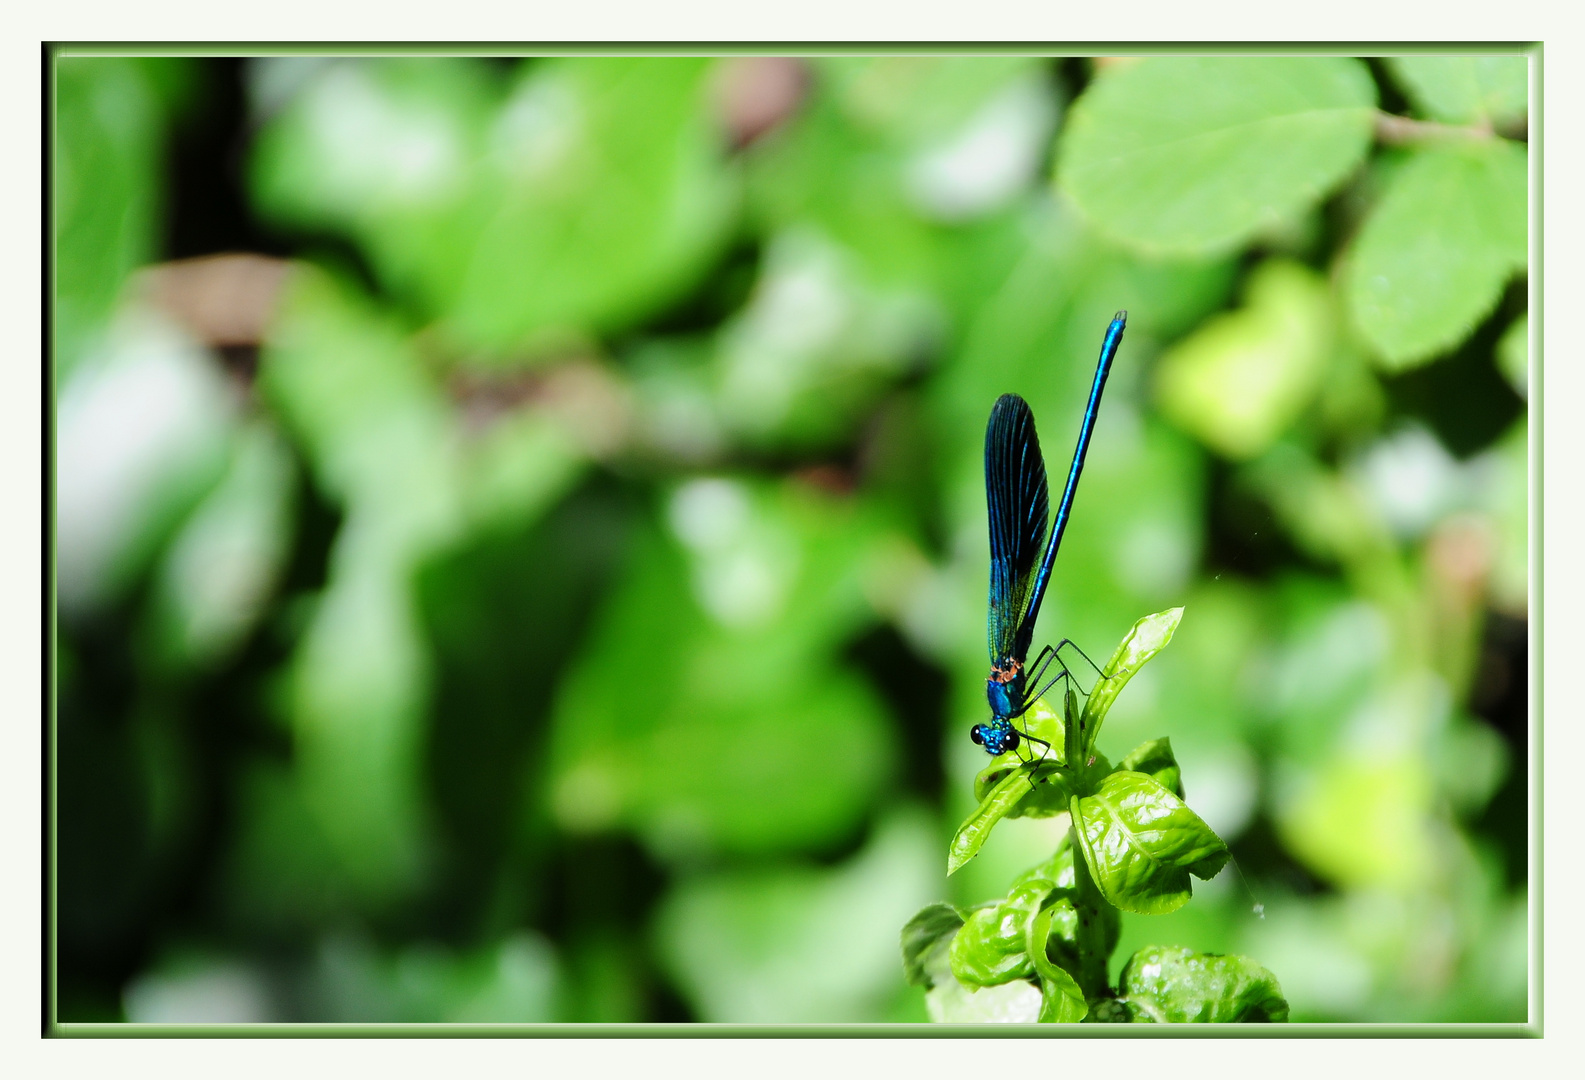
[1078,607,1183,757]
[1276,747,1434,891]
[1345,140,1527,370]
[1117,737,1185,799]
[1058,57,1376,255]
[948,767,1035,875]
[1070,770,1229,914]
[1155,259,1333,459]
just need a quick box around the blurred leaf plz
[1483,416,1528,614]
[548,479,899,859]
[307,931,560,1022]
[145,421,295,670]
[1155,259,1333,460]
[1387,56,1528,126]
[823,56,1040,148]
[442,58,739,352]
[1070,771,1229,915]
[1277,750,1433,891]
[54,57,172,381]
[1057,57,1376,255]
[1344,140,1527,370]
[1497,312,1527,400]
[253,58,738,355]
[1117,737,1184,799]
[56,308,238,615]
[901,902,965,988]
[655,809,938,1022]
[713,228,943,451]
[259,267,466,901]
[904,73,1060,223]
[1079,606,1183,757]
[1114,944,1289,1022]
[124,954,277,1023]
[1243,443,1393,567]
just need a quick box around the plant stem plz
[1067,824,1114,1003]
[1373,110,1493,145]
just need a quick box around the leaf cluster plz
[905,609,1288,1023]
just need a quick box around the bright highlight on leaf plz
[1057,57,1377,256]
[1155,260,1333,460]
[1070,771,1229,915]
[1115,945,1289,1022]
[1077,606,1182,757]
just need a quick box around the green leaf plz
[949,877,1048,987]
[1028,906,1088,1024]
[655,809,940,1022]
[901,903,965,988]
[1154,259,1333,460]
[1345,140,1528,370]
[925,975,1042,1023]
[1387,56,1528,126]
[54,57,168,381]
[1077,607,1183,757]
[1497,312,1527,400]
[1069,772,1229,914]
[252,58,738,356]
[1057,57,1376,255]
[1115,945,1289,1022]
[1117,737,1185,799]
[943,843,1090,1022]
[547,479,899,860]
[948,767,1035,875]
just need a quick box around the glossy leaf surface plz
[948,767,1034,875]
[1070,771,1229,914]
[1078,607,1183,757]
[1115,945,1289,1022]
[1117,737,1185,800]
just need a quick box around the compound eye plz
[969,725,984,745]
[1005,729,1020,751]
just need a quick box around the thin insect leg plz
[1024,646,1063,690]
[1014,728,1055,782]
[1009,664,1077,720]
[1026,644,1056,679]
[1051,638,1108,682]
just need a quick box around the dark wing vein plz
[984,394,1049,663]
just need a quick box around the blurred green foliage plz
[53,51,1529,1025]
